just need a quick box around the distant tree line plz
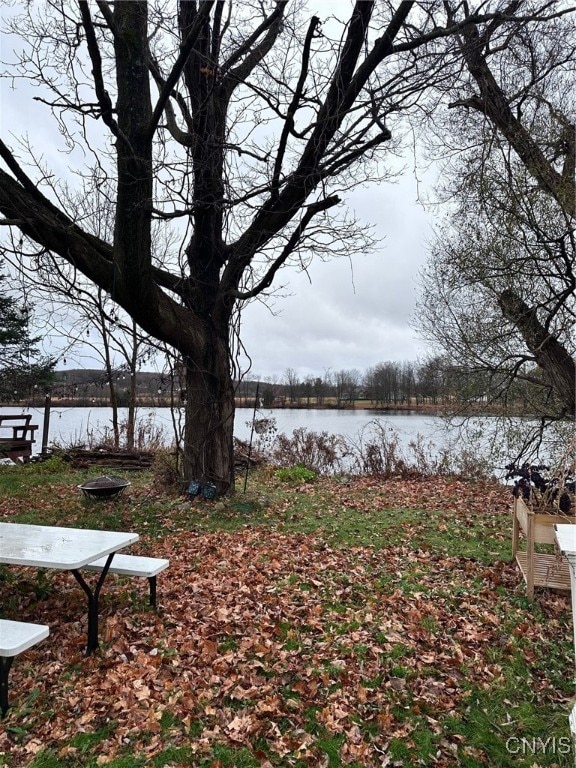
[7,368,185,407]
[2,355,551,416]
[258,362,439,408]
[236,357,547,413]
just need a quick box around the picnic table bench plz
[0,414,38,462]
[0,619,49,716]
[84,554,169,607]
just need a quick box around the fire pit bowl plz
[78,475,131,499]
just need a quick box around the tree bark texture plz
[499,289,576,417]
[183,328,235,494]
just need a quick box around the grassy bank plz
[0,462,574,767]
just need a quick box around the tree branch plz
[498,289,575,416]
[222,3,287,101]
[456,18,575,216]
[221,2,287,77]
[0,140,71,220]
[78,0,130,150]
[271,16,320,198]
[148,57,194,143]
[147,1,214,141]
[231,195,341,301]
[95,1,118,38]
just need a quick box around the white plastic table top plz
[555,523,576,673]
[555,524,576,566]
[0,522,138,570]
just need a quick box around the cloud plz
[240,173,434,380]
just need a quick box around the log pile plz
[62,445,264,472]
[65,449,155,470]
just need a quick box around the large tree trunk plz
[499,289,576,417]
[183,327,235,494]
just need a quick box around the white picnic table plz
[554,524,576,739]
[0,522,138,654]
[555,524,576,649]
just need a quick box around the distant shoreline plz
[0,399,529,417]
[1,398,443,413]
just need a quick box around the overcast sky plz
[1,2,438,382]
[28,164,436,381]
[239,174,435,381]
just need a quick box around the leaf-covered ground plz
[0,469,574,767]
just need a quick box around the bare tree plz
[3,182,162,449]
[417,0,575,428]
[418,155,575,421]
[364,361,423,406]
[1,1,569,491]
[283,368,300,405]
[446,0,575,219]
[335,368,361,407]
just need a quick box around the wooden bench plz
[84,554,169,607]
[0,619,49,716]
[512,496,574,598]
[0,414,39,462]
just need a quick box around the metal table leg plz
[148,575,157,607]
[0,656,14,716]
[71,552,115,656]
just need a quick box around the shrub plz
[54,412,168,453]
[271,428,349,475]
[274,464,317,483]
[95,413,168,451]
[349,421,407,477]
[349,420,495,480]
[29,455,70,475]
[151,449,182,490]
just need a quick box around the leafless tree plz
[445,0,575,218]
[334,368,361,407]
[283,367,300,404]
[417,1,575,436]
[418,155,575,420]
[2,181,163,448]
[1,1,570,491]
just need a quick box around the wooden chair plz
[512,495,574,599]
[0,415,38,462]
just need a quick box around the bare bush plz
[151,449,182,490]
[349,422,408,477]
[349,420,495,480]
[92,413,167,451]
[271,428,350,475]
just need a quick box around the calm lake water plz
[0,405,449,455]
[2,404,556,481]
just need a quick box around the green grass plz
[0,464,573,767]
[0,464,508,562]
[175,487,510,565]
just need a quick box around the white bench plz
[0,619,49,716]
[84,554,169,607]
